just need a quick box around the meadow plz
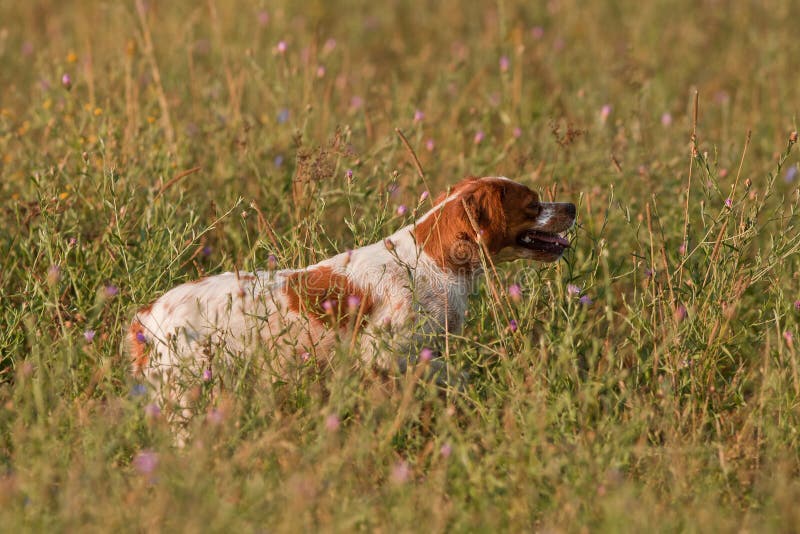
[1,0,800,530]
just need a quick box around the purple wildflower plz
[674,304,688,322]
[316,65,326,78]
[391,461,410,484]
[509,319,518,332]
[499,55,510,72]
[61,73,72,90]
[440,443,452,458]
[397,204,408,216]
[531,26,544,39]
[661,112,672,126]
[325,414,340,432]
[267,254,278,269]
[512,126,522,138]
[276,40,287,54]
[413,109,424,123]
[567,284,581,296]
[347,294,361,312]
[419,190,429,202]
[784,331,794,344]
[133,450,158,475]
[202,245,212,257]
[136,331,147,343]
[105,285,119,297]
[83,330,95,343]
[420,347,434,362]
[579,295,593,306]
[785,166,798,183]
[794,300,800,311]
[425,139,435,151]
[277,108,289,123]
[345,169,353,180]
[321,300,335,313]
[473,130,485,144]
[257,10,269,26]
[600,104,612,122]
[508,284,522,302]
[274,155,284,167]
[725,198,733,209]
[144,403,161,419]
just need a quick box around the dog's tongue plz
[529,231,570,248]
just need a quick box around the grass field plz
[2,0,800,530]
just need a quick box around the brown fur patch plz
[283,266,372,328]
[415,178,535,273]
[128,319,149,373]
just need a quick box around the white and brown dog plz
[129,177,575,401]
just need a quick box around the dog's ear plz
[461,182,507,253]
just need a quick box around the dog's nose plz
[566,203,576,220]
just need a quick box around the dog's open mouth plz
[517,230,570,253]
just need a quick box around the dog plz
[129,176,575,408]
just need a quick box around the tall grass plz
[1,0,800,530]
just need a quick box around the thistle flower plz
[267,254,278,269]
[321,300,335,313]
[316,65,326,78]
[425,139,435,151]
[391,461,410,484]
[794,300,800,311]
[202,245,213,257]
[674,304,688,322]
[136,331,147,343]
[413,109,424,123]
[531,26,544,39]
[419,347,434,362]
[440,443,452,458]
[384,238,395,251]
[499,55,510,72]
[600,104,612,122]
[277,108,289,123]
[257,10,269,26]
[567,284,581,296]
[144,403,161,419]
[347,294,361,312]
[784,166,798,183]
[512,126,522,138]
[274,155,284,167]
[83,329,96,343]
[325,414,340,432]
[509,319,518,332]
[61,73,72,90]
[396,205,408,216]
[105,285,119,297]
[784,331,794,344]
[202,368,212,382]
[419,190,429,202]
[473,130,485,144]
[133,451,158,476]
[276,40,287,54]
[661,112,672,126]
[345,169,354,181]
[508,284,522,303]
[579,295,593,306]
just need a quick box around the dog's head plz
[414,177,576,274]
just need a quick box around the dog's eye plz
[526,203,541,217]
